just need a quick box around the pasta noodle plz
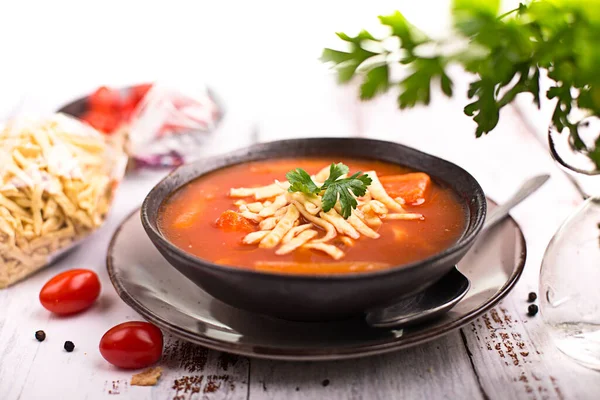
[259,216,282,230]
[275,229,318,255]
[0,114,126,288]
[259,204,299,248]
[258,194,288,217]
[320,209,360,239]
[242,230,270,244]
[303,242,345,260]
[222,164,424,261]
[281,223,313,244]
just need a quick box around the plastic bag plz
[125,82,222,167]
[65,82,223,169]
[0,113,127,288]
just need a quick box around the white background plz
[0,0,517,116]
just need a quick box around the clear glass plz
[547,114,600,197]
[540,196,600,370]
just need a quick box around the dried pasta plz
[0,114,126,288]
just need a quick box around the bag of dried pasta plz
[0,113,127,288]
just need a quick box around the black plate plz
[108,199,525,361]
[141,138,487,320]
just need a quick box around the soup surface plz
[158,158,466,274]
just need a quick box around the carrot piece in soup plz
[171,190,218,229]
[172,210,200,229]
[380,173,431,205]
[216,210,255,233]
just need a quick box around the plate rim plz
[106,201,527,361]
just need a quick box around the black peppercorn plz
[35,330,46,342]
[527,304,538,316]
[528,292,537,302]
[64,341,75,352]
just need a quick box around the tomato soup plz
[158,158,467,274]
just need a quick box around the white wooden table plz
[1,1,599,397]
[1,70,599,399]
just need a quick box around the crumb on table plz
[131,367,163,386]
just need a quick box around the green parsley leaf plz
[360,65,390,100]
[321,172,373,218]
[335,60,362,83]
[321,30,379,84]
[286,168,320,195]
[322,0,600,169]
[321,163,349,189]
[454,0,500,17]
[398,57,447,109]
[286,163,372,219]
[378,11,428,52]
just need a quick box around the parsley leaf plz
[321,172,373,218]
[360,65,390,100]
[322,0,600,169]
[286,163,372,219]
[320,30,378,84]
[321,163,349,189]
[286,168,320,195]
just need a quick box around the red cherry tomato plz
[39,269,101,315]
[99,322,163,369]
[119,96,140,121]
[88,86,122,112]
[129,83,153,103]
[119,106,135,122]
[81,110,119,133]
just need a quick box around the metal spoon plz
[365,174,550,328]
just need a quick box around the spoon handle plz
[484,174,550,232]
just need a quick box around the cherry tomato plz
[39,269,101,315]
[119,97,139,121]
[81,110,119,133]
[129,83,153,104]
[88,86,122,112]
[99,322,163,369]
[119,106,135,122]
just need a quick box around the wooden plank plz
[158,336,249,400]
[463,298,600,400]
[249,333,483,400]
[0,280,50,400]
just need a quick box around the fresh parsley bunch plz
[286,163,372,218]
[322,0,600,167]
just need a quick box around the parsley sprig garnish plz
[286,163,372,219]
[321,0,600,169]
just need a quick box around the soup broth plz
[158,158,467,274]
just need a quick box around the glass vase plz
[540,196,600,370]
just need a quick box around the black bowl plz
[141,138,486,321]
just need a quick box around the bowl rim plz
[141,137,487,281]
